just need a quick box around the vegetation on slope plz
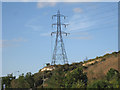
[1,51,120,88]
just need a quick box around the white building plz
[41,66,55,72]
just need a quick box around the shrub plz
[72,80,85,88]
[101,58,106,62]
[83,66,88,69]
[94,61,98,64]
[45,66,66,88]
[90,63,94,65]
[109,78,119,88]
[46,63,50,66]
[65,67,88,88]
[103,53,111,58]
[106,68,119,81]
[2,74,16,88]
[87,80,112,88]
[95,56,99,59]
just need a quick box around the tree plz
[11,73,30,88]
[106,68,119,81]
[2,73,15,88]
[87,68,120,88]
[87,80,113,88]
[72,80,85,88]
[46,63,50,66]
[106,68,120,88]
[25,72,34,88]
[65,67,88,88]
[46,66,66,88]
[33,72,43,88]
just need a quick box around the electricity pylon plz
[51,10,69,65]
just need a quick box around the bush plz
[45,66,66,88]
[109,78,119,88]
[103,53,111,58]
[87,80,112,88]
[90,63,94,65]
[2,74,16,88]
[65,67,88,88]
[101,58,106,62]
[112,52,117,55]
[72,80,85,88]
[94,61,98,64]
[106,68,119,81]
[11,74,30,88]
[95,56,99,59]
[83,66,88,69]
[46,63,50,66]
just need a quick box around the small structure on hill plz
[41,66,55,72]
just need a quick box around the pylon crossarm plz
[51,32,57,36]
[61,31,70,36]
[52,23,57,25]
[52,23,57,28]
[52,15,57,19]
[61,24,69,28]
[59,14,67,19]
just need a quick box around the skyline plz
[2,2,118,77]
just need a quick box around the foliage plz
[33,72,43,87]
[10,72,35,88]
[83,66,88,69]
[95,56,99,59]
[46,63,50,66]
[65,67,87,88]
[87,68,120,88]
[24,72,34,88]
[2,67,120,88]
[11,78,30,88]
[101,58,106,62]
[11,73,30,88]
[111,52,118,57]
[72,80,85,88]
[2,73,15,88]
[106,68,119,81]
[45,66,66,88]
[109,78,119,88]
[87,80,113,88]
[3,67,120,88]
[2,51,120,88]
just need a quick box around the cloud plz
[37,2,56,8]
[73,8,83,13]
[26,24,41,31]
[69,36,92,40]
[9,38,27,42]
[25,16,43,31]
[64,13,95,40]
[0,38,27,48]
[40,32,51,36]
[67,14,94,32]
[0,43,14,48]
[71,32,89,35]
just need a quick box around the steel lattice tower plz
[51,10,69,65]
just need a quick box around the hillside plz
[31,51,119,88]
[83,52,118,82]
[2,51,120,88]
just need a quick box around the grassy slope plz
[83,52,118,82]
[34,51,119,87]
